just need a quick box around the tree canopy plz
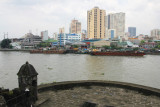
[102,45,110,49]
[72,45,79,48]
[0,39,12,48]
[140,40,145,45]
[37,42,51,47]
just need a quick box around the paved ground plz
[37,86,160,107]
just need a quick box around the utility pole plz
[3,32,8,39]
[7,32,8,39]
[4,32,5,39]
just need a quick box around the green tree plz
[133,47,139,51]
[0,39,12,48]
[102,45,110,49]
[72,45,79,48]
[116,47,123,50]
[92,46,96,49]
[140,40,145,45]
[37,42,51,47]
[148,40,152,42]
[110,44,117,49]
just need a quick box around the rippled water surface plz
[0,51,160,89]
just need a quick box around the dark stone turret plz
[17,61,38,103]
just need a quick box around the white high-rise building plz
[41,30,48,41]
[53,33,58,40]
[151,29,160,40]
[105,12,125,39]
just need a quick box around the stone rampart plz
[38,80,160,97]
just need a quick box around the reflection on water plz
[0,51,160,89]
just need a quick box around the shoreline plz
[0,49,31,52]
[0,49,160,55]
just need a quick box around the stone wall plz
[38,80,160,97]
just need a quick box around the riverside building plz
[58,33,81,46]
[21,33,42,49]
[70,19,81,34]
[151,29,160,40]
[128,27,136,37]
[87,7,106,39]
[105,12,125,39]
[41,30,48,41]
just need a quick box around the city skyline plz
[0,0,160,40]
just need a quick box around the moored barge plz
[91,51,145,56]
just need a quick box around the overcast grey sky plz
[0,0,160,40]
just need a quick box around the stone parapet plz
[38,80,160,97]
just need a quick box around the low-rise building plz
[21,33,42,49]
[10,42,21,49]
[91,40,110,47]
[138,34,145,41]
[143,35,153,42]
[128,37,140,45]
[58,33,81,46]
[141,42,156,50]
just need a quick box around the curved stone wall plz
[38,80,160,97]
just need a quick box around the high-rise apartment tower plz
[87,7,106,39]
[151,29,160,40]
[70,19,81,34]
[128,27,136,37]
[105,12,125,39]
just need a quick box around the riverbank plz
[145,52,160,55]
[0,49,31,52]
[36,80,160,107]
[1,49,160,55]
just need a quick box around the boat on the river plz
[30,50,66,54]
[90,51,145,56]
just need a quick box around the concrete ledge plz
[38,80,160,97]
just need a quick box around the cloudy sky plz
[0,0,160,40]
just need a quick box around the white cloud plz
[0,0,160,40]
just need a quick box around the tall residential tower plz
[70,19,81,34]
[41,30,48,41]
[87,7,106,39]
[151,29,160,40]
[105,12,125,39]
[128,27,136,37]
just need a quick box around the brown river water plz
[0,51,160,89]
